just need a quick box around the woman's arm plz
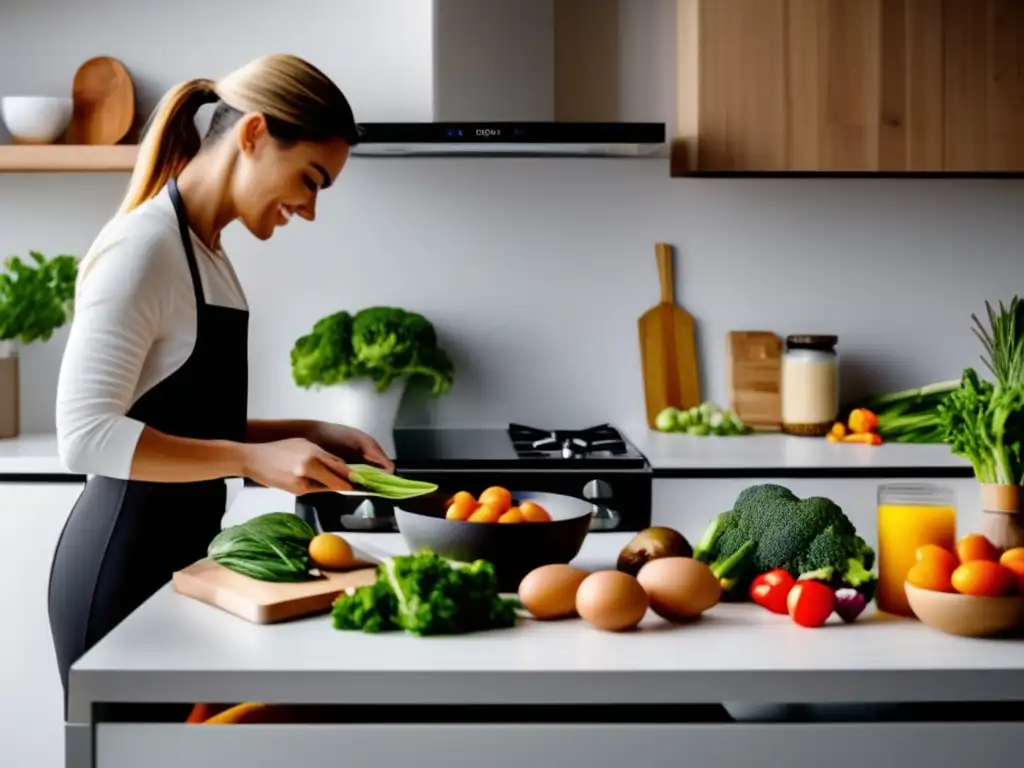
[245,419,319,443]
[56,226,247,483]
[55,226,351,492]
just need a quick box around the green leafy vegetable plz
[208,512,318,582]
[0,252,78,344]
[332,549,518,636]
[346,464,438,499]
[848,380,960,444]
[939,368,1024,486]
[693,484,877,601]
[290,306,454,395]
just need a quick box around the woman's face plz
[230,114,351,240]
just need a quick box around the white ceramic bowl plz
[1,96,73,144]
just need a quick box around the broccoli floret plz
[352,307,455,395]
[331,550,518,636]
[692,484,878,598]
[332,578,397,633]
[290,311,362,388]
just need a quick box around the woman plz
[49,54,392,707]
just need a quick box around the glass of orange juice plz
[877,483,957,617]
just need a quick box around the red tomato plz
[787,580,835,628]
[749,569,796,614]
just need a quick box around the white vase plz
[330,377,408,459]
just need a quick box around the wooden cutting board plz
[726,331,782,430]
[638,242,701,427]
[66,56,135,145]
[172,557,380,625]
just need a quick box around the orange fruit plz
[950,560,1016,597]
[445,492,477,521]
[478,487,512,515]
[308,533,355,570]
[519,501,552,523]
[955,534,1001,564]
[467,503,503,523]
[906,558,955,593]
[498,507,526,523]
[998,550,1024,594]
[998,547,1024,569]
[914,544,958,573]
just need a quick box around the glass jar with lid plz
[780,334,839,436]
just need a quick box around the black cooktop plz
[393,423,648,471]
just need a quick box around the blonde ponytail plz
[118,56,358,215]
[119,78,219,214]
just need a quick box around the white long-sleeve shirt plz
[55,187,248,479]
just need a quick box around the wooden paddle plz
[66,56,135,145]
[638,243,701,427]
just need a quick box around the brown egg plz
[636,557,721,622]
[518,564,589,620]
[575,570,649,631]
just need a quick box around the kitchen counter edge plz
[0,431,975,482]
[620,427,974,479]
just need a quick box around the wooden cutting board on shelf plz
[172,556,380,625]
[638,242,701,427]
[726,331,782,431]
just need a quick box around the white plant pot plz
[330,377,408,459]
[0,341,18,439]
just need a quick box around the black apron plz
[48,178,249,713]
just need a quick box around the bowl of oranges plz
[904,535,1024,638]
[394,486,593,591]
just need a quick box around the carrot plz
[847,408,879,435]
[841,432,882,446]
[201,702,272,725]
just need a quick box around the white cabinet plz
[0,481,293,768]
[652,477,984,551]
[0,482,84,768]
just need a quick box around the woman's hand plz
[240,438,354,495]
[308,423,395,473]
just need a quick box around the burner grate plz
[508,423,629,459]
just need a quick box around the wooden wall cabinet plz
[674,0,1024,175]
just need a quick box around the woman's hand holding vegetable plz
[241,437,355,495]
[307,422,394,473]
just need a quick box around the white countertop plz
[68,533,1024,720]
[0,433,70,475]
[0,431,973,478]
[621,427,972,472]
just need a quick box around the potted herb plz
[939,297,1024,548]
[0,251,78,438]
[290,306,454,456]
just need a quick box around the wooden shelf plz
[0,144,138,173]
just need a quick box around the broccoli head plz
[290,307,455,396]
[693,484,877,600]
[331,549,518,636]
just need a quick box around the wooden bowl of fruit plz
[904,536,1024,638]
[394,486,593,591]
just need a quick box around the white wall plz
[2,0,1023,436]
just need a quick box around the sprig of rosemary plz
[971,296,1024,388]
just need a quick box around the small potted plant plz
[290,306,455,456]
[940,296,1024,548]
[0,251,78,439]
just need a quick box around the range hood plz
[352,0,667,157]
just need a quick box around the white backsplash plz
[2,0,1023,433]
